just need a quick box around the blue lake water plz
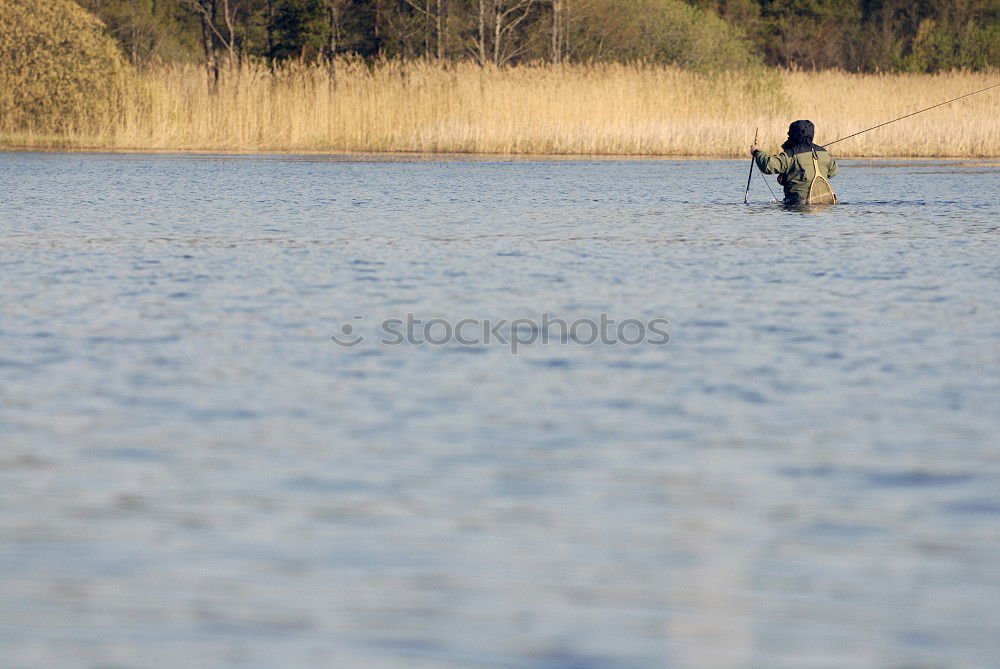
[1,152,999,668]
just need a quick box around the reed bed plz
[3,60,998,157]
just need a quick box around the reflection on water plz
[1,153,999,669]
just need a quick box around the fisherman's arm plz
[750,146,790,174]
[826,154,839,178]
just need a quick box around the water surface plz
[2,153,999,668]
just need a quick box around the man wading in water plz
[751,120,839,205]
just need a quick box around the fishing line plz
[757,166,779,203]
[825,81,1000,147]
[745,126,780,203]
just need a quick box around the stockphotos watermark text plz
[331,313,670,354]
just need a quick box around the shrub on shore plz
[569,0,757,71]
[0,0,130,135]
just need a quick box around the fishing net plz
[807,149,837,205]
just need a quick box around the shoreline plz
[4,145,1000,164]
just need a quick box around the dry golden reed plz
[3,57,998,157]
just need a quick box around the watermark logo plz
[330,315,365,348]
[330,313,669,354]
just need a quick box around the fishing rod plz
[744,127,758,204]
[825,81,1000,147]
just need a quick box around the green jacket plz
[753,144,838,205]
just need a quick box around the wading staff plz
[744,127,758,204]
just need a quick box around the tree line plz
[77,0,1000,73]
[700,0,1000,72]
